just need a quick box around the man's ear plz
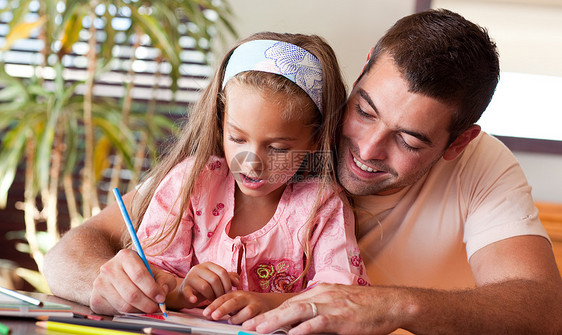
[353,46,375,88]
[442,125,481,161]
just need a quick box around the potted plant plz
[0,0,236,291]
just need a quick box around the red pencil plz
[143,327,187,335]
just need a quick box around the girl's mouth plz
[242,173,262,183]
[239,173,266,189]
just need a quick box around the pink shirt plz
[137,157,370,293]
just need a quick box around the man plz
[241,9,562,334]
[43,9,562,334]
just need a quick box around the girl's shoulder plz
[202,156,228,173]
[159,156,228,193]
[172,155,227,171]
[168,156,228,179]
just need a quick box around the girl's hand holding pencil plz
[87,190,177,316]
[91,249,175,315]
[112,188,169,318]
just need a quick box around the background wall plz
[219,0,416,90]
[222,0,562,203]
[431,0,562,203]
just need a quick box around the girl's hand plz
[203,291,271,325]
[180,262,240,306]
[91,249,176,315]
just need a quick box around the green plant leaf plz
[0,85,24,102]
[62,112,79,177]
[58,11,86,59]
[93,117,135,170]
[8,230,55,254]
[2,16,47,51]
[35,110,60,192]
[15,267,51,294]
[93,136,113,181]
[129,8,181,76]
[0,107,24,130]
[6,0,34,31]
[0,124,28,208]
[99,10,116,62]
[0,0,237,285]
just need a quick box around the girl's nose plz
[229,150,263,177]
[243,150,264,176]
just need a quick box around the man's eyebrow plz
[397,127,433,146]
[358,88,379,116]
[357,88,433,146]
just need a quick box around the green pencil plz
[0,321,10,335]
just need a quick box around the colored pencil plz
[73,312,104,320]
[36,316,191,333]
[0,286,43,307]
[35,321,139,335]
[0,321,10,335]
[113,188,168,318]
[143,327,189,335]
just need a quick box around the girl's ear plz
[442,125,481,161]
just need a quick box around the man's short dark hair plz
[359,8,500,143]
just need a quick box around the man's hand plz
[90,249,177,315]
[243,283,403,335]
[244,270,562,335]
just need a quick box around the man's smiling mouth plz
[353,156,380,173]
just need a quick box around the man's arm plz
[404,234,562,334]
[43,191,132,306]
[244,235,562,334]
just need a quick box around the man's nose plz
[357,127,389,161]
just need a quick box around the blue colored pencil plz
[112,188,168,318]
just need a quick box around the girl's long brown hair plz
[129,31,347,290]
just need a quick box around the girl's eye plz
[269,146,289,153]
[228,136,244,143]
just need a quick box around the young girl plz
[132,32,370,324]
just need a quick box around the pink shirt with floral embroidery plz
[137,157,370,293]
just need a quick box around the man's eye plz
[398,136,420,152]
[355,104,373,118]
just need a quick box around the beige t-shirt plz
[355,132,550,290]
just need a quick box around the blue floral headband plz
[222,39,323,112]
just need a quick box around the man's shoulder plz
[432,132,516,174]
[415,131,523,205]
[466,131,511,153]
[453,131,509,157]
